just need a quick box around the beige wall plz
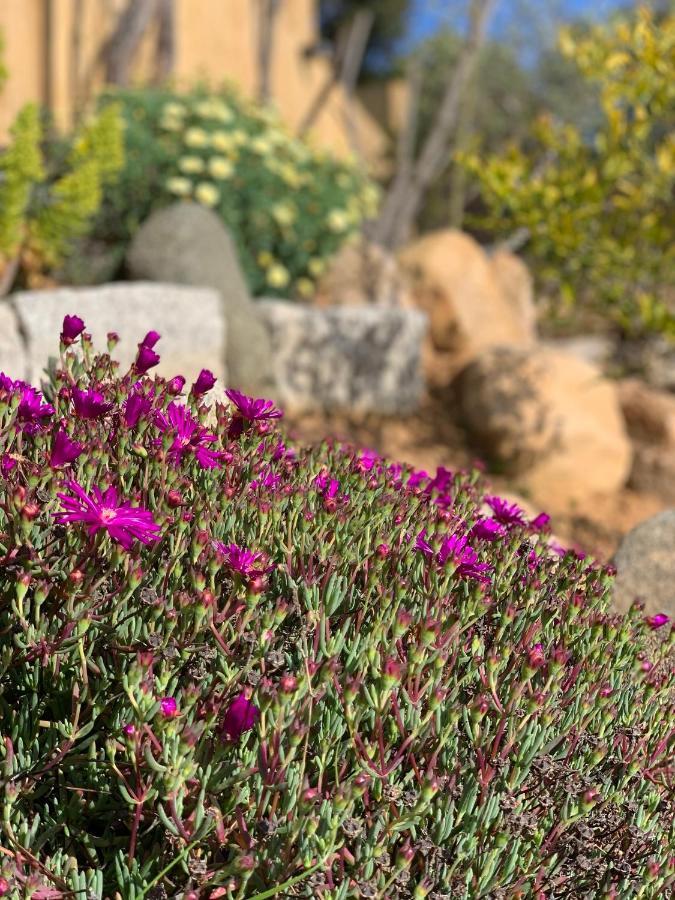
[0,0,389,170]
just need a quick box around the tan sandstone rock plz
[399,230,536,367]
[314,237,411,308]
[455,345,632,510]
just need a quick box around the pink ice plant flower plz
[134,344,160,375]
[55,479,160,550]
[72,387,113,419]
[221,693,260,740]
[470,517,506,542]
[214,541,272,578]
[60,314,85,345]
[50,429,83,468]
[159,697,178,717]
[485,495,527,528]
[646,613,670,630]
[123,389,154,428]
[192,368,217,396]
[1,375,54,430]
[225,389,282,421]
[155,402,222,469]
[438,533,491,583]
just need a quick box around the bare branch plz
[154,0,176,84]
[339,9,375,165]
[257,0,282,104]
[373,0,497,249]
[103,0,160,86]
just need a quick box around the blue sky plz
[407,0,632,46]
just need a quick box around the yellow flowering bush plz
[95,86,379,298]
[460,6,675,336]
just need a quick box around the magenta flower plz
[55,480,160,550]
[135,344,160,375]
[17,385,54,429]
[214,541,271,578]
[426,466,453,494]
[50,429,83,468]
[438,533,491,582]
[530,511,551,531]
[167,375,186,395]
[221,692,259,740]
[60,314,85,345]
[407,470,429,490]
[485,495,526,528]
[123,390,153,428]
[159,697,178,717]
[527,643,546,669]
[225,389,282,421]
[140,330,161,350]
[72,387,113,419]
[192,369,217,396]
[1,454,17,477]
[414,528,434,558]
[249,466,282,491]
[155,402,222,469]
[470,517,505,542]
[646,613,670,630]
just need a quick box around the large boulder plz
[0,300,27,380]
[455,345,632,509]
[612,510,675,617]
[314,237,411,308]
[9,283,226,387]
[619,379,675,504]
[257,300,427,414]
[126,202,273,393]
[399,230,536,366]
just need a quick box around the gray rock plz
[612,510,675,617]
[126,202,273,393]
[10,283,226,387]
[0,300,27,380]
[258,300,427,414]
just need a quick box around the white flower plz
[207,156,235,179]
[160,116,182,132]
[178,156,205,174]
[162,102,186,119]
[166,176,192,196]
[266,263,290,289]
[327,209,350,233]
[271,203,297,227]
[184,127,209,148]
[211,131,234,152]
[194,182,220,207]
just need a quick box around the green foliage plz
[460,5,675,336]
[0,328,674,897]
[94,86,379,298]
[0,103,124,284]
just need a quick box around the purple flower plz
[214,541,270,578]
[140,330,161,350]
[438,533,491,582]
[646,613,670,630]
[50,429,83,468]
[135,344,160,375]
[414,528,434,558]
[155,402,222,469]
[485,495,526,528]
[470,517,505,542]
[221,692,259,740]
[225,389,282,422]
[355,448,379,473]
[530,511,551,531]
[124,390,153,428]
[192,369,217,396]
[426,466,453,494]
[159,697,178,718]
[55,480,160,550]
[249,466,282,491]
[17,385,54,428]
[60,314,85,345]
[167,375,186,395]
[1,454,17,477]
[407,470,429,490]
[72,388,113,419]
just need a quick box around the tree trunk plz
[154,0,175,84]
[257,0,282,104]
[103,0,160,86]
[372,0,497,250]
[339,9,374,165]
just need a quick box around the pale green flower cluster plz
[151,88,381,298]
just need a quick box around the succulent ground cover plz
[0,320,673,899]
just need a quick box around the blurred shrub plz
[460,6,675,337]
[0,103,124,289]
[94,86,380,298]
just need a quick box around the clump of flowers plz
[0,318,673,898]
[94,86,380,299]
